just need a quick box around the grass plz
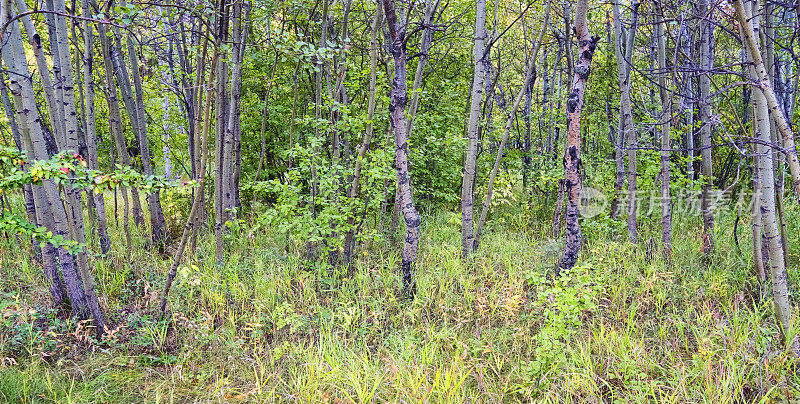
[0,199,799,402]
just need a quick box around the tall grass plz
[0,198,798,402]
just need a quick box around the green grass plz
[0,203,799,402]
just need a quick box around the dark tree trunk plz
[382,0,422,295]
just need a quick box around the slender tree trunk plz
[732,0,800,204]
[558,0,599,275]
[43,0,66,147]
[699,0,714,255]
[473,2,550,250]
[95,9,144,245]
[563,1,574,80]
[613,0,639,242]
[231,2,250,211]
[679,7,695,181]
[213,0,231,263]
[734,0,793,343]
[744,36,767,287]
[406,0,439,136]
[655,0,672,262]
[522,68,533,196]
[81,0,110,255]
[607,13,625,221]
[553,179,565,237]
[52,0,106,332]
[121,0,168,246]
[306,0,327,260]
[343,2,384,264]
[161,55,218,314]
[224,1,248,215]
[460,0,487,259]
[253,90,270,189]
[382,0,422,294]
[189,39,209,255]
[97,15,144,251]
[12,0,61,147]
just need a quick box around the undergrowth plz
[0,201,799,403]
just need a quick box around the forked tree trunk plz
[382,0,422,295]
[558,0,599,275]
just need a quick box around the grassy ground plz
[1,202,799,403]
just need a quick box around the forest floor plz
[1,205,799,402]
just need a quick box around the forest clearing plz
[1,0,800,401]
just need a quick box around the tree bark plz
[382,0,422,295]
[460,0,487,259]
[0,59,62,302]
[733,0,793,343]
[52,0,106,332]
[81,0,110,255]
[213,0,231,263]
[655,0,672,262]
[1,4,92,322]
[732,0,800,203]
[699,0,714,255]
[558,0,599,275]
[613,0,639,243]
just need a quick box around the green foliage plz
[249,129,393,256]
[0,147,187,252]
[0,147,187,193]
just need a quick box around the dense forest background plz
[1,0,800,401]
